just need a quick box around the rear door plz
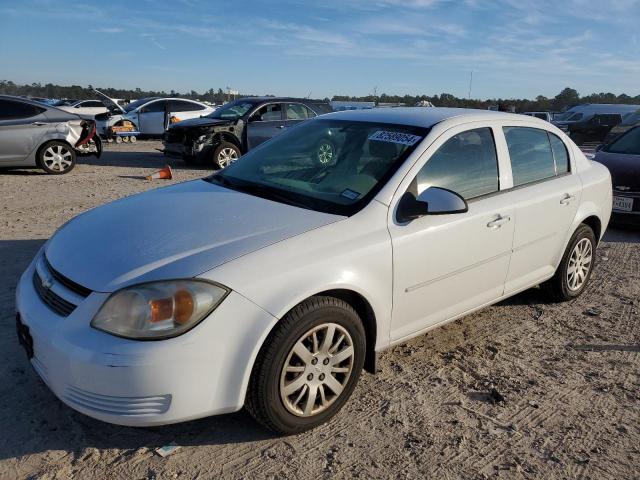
[246,103,285,149]
[0,99,49,165]
[499,126,581,293]
[137,100,168,135]
[389,125,515,341]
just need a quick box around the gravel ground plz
[1,141,638,479]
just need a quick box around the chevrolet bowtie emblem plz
[41,275,53,289]
[615,186,630,191]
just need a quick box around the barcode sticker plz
[368,130,422,146]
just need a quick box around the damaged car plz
[163,97,332,168]
[93,90,215,138]
[0,95,101,174]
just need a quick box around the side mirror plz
[396,187,468,223]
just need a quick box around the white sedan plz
[97,96,215,136]
[16,108,611,434]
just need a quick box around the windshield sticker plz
[368,130,422,146]
[341,189,361,200]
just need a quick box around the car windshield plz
[206,100,254,120]
[206,119,429,216]
[124,97,160,112]
[555,111,583,121]
[621,112,640,126]
[603,126,640,155]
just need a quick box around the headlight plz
[91,280,229,339]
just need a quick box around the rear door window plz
[252,103,283,122]
[170,100,205,112]
[549,133,569,174]
[0,100,45,120]
[286,103,310,120]
[413,127,499,200]
[503,127,556,186]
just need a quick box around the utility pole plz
[468,71,473,100]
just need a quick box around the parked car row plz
[552,103,640,144]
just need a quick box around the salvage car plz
[0,95,101,174]
[593,125,640,225]
[163,97,333,168]
[95,94,214,137]
[16,108,611,434]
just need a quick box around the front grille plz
[33,271,77,316]
[44,256,91,297]
[64,386,172,416]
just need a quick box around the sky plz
[0,0,639,100]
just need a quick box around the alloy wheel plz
[317,142,334,164]
[217,147,239,168]
[567,237,593,291]
[279,323,354,417]
[43,145,73,172]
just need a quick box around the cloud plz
[92,27,124,34]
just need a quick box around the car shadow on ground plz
[603,225,640,244]
[83,149,216,172]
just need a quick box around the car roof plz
[322,107,525,128]
[240,96,329,104]
[0,94,48,106]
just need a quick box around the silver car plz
[0,95,102,174]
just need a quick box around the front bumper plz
[16,258,277,426]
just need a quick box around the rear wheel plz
[542,224,596,301]
[246,296,365,434]
[38,141,76,174]
[213,142,241,169]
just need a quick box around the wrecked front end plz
[163,120,240,162]
[66,119,102,158]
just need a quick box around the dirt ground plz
[1,141,638,480]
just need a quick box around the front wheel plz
[213,142,241,169]
[315,139,336,165]
[542,224,596,301]
[246,296,365,434]
[38,141,76,174]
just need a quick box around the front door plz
[246,103,285,150]
[389,126,514,342]
[0,99,49,165]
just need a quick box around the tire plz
[542,224,596,301]
[315,139,336,165]
[129,136,137,143]
[213,141,241,169]
[37,141,76,175]
[246,296,366,435]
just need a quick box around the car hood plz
[45,180,343,292]
[169,117,233,129]
[593,151,640,192]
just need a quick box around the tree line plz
[1,80,638,113]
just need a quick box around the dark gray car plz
[163,97,332,169]
[0,95,101,174]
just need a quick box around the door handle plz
[31,122,47,126]
[487,214,511,229]
[560,193,575,205]
[277,125,286,129]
